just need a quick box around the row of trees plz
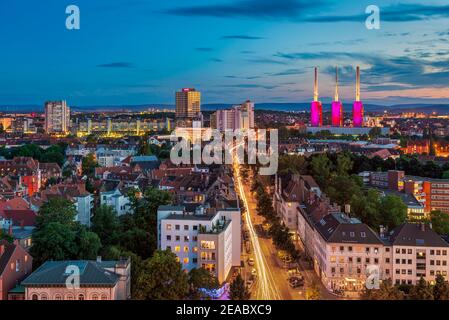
[363,275,449,300]
[251,178,299,260]
[0,143,67,166]
[277,153,408,231]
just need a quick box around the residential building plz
[0,157,41,196]
[0,240,32,300]
[362,170,449,215]
[210,100,255,131]
[21,258,131,300]
[44,101,70,134]
[157,205,241,283]
[100,187,132,216]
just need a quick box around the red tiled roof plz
[1,209,37,227]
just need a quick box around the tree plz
[36,198,77,226]
[229,274,250,300]
[82,153,99,177]
[278,154,308,176]
[369,127,382,140]
[379,195,407,230]
[31,197,101,267]
[431,210,449,234]
[443,170,449,179]
[433,274,449,300]
[335,153,353,176]
[76,226,102,260]
[362,279,405,300]
[31,222,78,266]
[121,187,173,258]
[133,250,189,300]
[310,154,332,188]
[188,268,220,299]
[91,205,120,247]
[350,189,381,228]
[409,277,434,300]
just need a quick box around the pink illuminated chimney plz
[331,66,343,127]
[352,66,364,127]
[310,67,323,127]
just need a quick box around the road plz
[234,162,283,300]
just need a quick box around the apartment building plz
[44,101,70,134]
[210,100,255,131]
[385,223,449,286]
[363,170,449,215]
[157,205,241,283]
[277,174,449,295]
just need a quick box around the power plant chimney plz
[310,67,323,127]
[352,66,364,127]
[331,66,343,127]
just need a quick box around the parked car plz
[251,268,257,277]
[288,275,305,288]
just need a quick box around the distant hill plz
[0,103,447,114]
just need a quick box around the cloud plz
[247,58,288,65]
[97,62,134,68]
[221,35,264,40]
[306,3,449,23]
[163,0,322,20]
[222,84,279,90]
[269,68,305,76]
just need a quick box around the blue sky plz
[2,0,449,106]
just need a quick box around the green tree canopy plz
[133,250,189,300]
[229,274,250,300]
[431,210,449,234]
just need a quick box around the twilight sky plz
[2,0,449,106]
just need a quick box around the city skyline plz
[2,0,449,106]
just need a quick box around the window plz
[437,250,441,255]
[166,224,172,231]
[184,246,189,252]
[331,267,336,273]
[101,295,108,300]
[385,269,390,274]
[361,232,366,238]
[430,250,435,255]
[386,248,390,252]
[408,249,412,254]
[15,259,20,272]
[54,294,62,300]
[31,294,38,300]
[407,270,412,275]
[348,246,353,252]
[395,269,400,275]
[193,258,198,263]
[200,241,216,249]
[184,225,189,231]
[396,259,400,264]
[401,249,406,254]
[91,294,98,300]
[166,235,171,241]
[40,294,48,300]
[183,258,189,264]
[350,232,355,238]
[396,248,400,254]
[366,247,370,253]
[175,246,181,252]
[365,258,370,264]
[193,225,198,231]
[193,236,198,242]
[444,250,447,256]
[408,259,412,264]
[175,225,180,230]
[78,294,84,300]
[66,294,74,300]
[339,246,344,252]
[386,258,390,263]
[184,236,189,242]
[175,236,180,241]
